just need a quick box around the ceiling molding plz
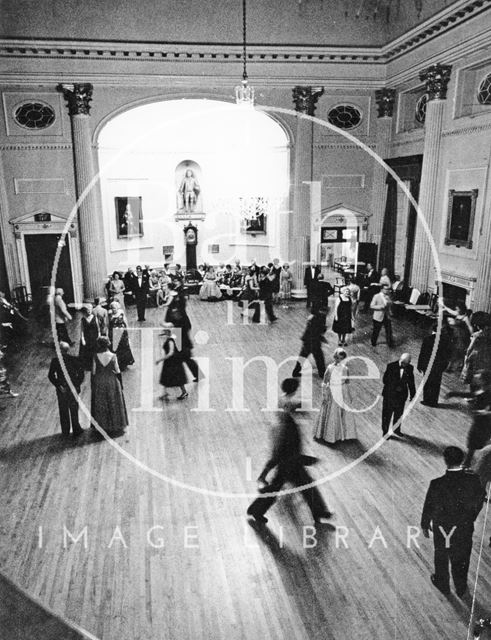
[380,0,488,60]
[0,73,385,89]
[0,1,487,68]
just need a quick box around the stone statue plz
[178,169,200,213]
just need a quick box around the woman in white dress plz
[313,347,358,444]
[199,266,222,301]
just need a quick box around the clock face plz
[186,229,196,244]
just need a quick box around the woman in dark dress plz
[156,324,188,400]
[332,287,353,347]
[91,336,128,437]
[79,303,100,370]
[108,301,134,371]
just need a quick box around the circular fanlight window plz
[477,73,491,105]
[327,104,362,130]
[14,102,56,130]
[415,94,428,124]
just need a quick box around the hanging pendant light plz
[235,0,255,106]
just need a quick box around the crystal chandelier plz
[235,0,255,106]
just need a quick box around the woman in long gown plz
[313,347,358,444]
[108,301,134,370]
[109,271,125,310]
[241,267,260,321]
[279,263,293,304]
[332,287,353,346]
[91,336,128,436]
[156,324,188,400]
[199,266,222,301]
[79,303,100,370]
[443,302,472,372]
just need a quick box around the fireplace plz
[441,282,467,307]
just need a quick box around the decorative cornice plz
[442,122,491,137]
[375,88,396,117]
[381,0,488,61]
[0,1,486,66]
[57,83,93,115]
[0,143,73,150]
[314,143,377,150]
[292,86,324,115]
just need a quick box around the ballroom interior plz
[1,1,491,639]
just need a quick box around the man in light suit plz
[381,352,416,437]
[371,283,393,347]
[303,261,321,309]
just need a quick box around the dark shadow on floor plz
[247,520,338,640]
[0,430,119,461]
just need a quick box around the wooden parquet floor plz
[0,298,490,640]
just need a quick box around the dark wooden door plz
[24,234,74,305]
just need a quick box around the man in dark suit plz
[417,323,450,407]
[311,273,334,314]
[131,265,150,321]
[292,311,327,378]
[421,446,484,597]
[247,377,332,524]
[381,352,416,437]
[303,261,321,309]
[48,341,85,436]
[361,262,380,311]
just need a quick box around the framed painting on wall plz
[115,196,144,238]
[445,189,478,249]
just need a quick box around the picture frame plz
[115,196,143,238]
[444,189,477,249]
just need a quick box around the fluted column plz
[411,64,452,292]
[473,207,491,313]
[290,86,324,295]
[370,89,395,248]
[58,83,107,299]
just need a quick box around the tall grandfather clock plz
[184,223,198,271]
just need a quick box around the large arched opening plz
[97,99,290,271]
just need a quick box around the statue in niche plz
[178,169,200,213]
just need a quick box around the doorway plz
[24,234,74,305]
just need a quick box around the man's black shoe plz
[430,575,450,595]
[247,510,268,524]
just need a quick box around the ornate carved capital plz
[292,86,324,116]
[57,83,93,116]
[375,88,396,118]
[419,64,452,101]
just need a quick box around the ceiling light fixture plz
[235,0,255,106]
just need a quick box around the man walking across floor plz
[381,352,415,437]
[292,310,327,378]
[247,377,333,524]
[417,322,450,407]
[421,446,484,597]
[48,341,85,436]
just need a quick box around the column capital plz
[57,83,93,116]
[375,88,396,118]
[419,64,452,101]
[292,86,324,116]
